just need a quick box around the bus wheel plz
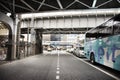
[90,53,96,64]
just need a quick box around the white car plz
[74,46,84,57]
[69,48,75,53]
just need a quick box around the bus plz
[84,14,120,71]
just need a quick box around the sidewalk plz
[0,60,10,65]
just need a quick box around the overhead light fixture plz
[6,13,11,17]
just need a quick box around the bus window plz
[86,33,97,42]
[98,26,113,38]
[113,14,120,21]
[113,22,120,35]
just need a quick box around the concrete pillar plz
[39,32,43,54]
[26,19,30,56]
[16,21,21,59]
[30,28,36,55]
[35,29,43,54]
[6,31,12,60]
[10,15,19,60]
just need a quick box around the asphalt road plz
[0,50,119,80]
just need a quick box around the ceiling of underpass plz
[21,28,92,34]
[0,0,120,14]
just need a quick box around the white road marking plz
[70,53,120,80]
[56,75,60,79]
[56,71,60,74]
[57,67,60,70]
[56,50,60,79]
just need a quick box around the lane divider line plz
[56,50,60,80]
[56,75,60,79]
[56,71,60,74]
[57,67,60,70]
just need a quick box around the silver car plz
[74,46,84,57]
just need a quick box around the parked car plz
[67,48,74,53]
[73,46,84,57]
[47,47,52,51]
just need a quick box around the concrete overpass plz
[20,8,120,34]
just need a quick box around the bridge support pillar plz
[35,29,43,54]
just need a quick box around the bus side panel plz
[84,41,94,60]
[84,35,120,71]
[84,40,99,62]
[103,35,120,71]
[84,41,91,60]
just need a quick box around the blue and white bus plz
[84,14,120,71]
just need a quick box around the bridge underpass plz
[0,1,120,79]
[19,10,115,57]
[20,27,88,56]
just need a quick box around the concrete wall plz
[0,12,17,60]
[0,12,13,32]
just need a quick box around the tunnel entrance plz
[42,34,85,54]
[21,28,88,56]
[0,21,12,60]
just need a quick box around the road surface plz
[0,50,119,80]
